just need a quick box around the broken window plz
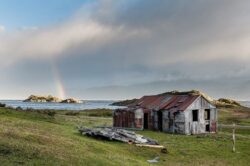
[205,109,210,120]
[192,110,198,122]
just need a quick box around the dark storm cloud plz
[0,0,250,99]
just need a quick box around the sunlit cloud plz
[0,18,149,67]
[0,0,250,99]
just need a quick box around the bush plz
[0,103,6,107]
[16,107,23,111]
[65,111,80,116]
[82,109,113,117]
[25,108,56,117]
[45,110,56,117]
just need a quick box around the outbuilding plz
[113,91,217,135]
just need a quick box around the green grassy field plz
[218,106,250,125]
[0,107,250,166]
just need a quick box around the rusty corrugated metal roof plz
[136,96,160,108]
[161,95,199,111]
[131,94,200,112]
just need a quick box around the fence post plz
[232,123,236,153]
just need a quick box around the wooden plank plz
[136,144,165,149]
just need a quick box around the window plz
[205,109,210,120]
[192,110,198,122]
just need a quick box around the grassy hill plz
[0,107,250,165]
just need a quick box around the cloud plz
[1,0,250,68]
[0,2,149,67]
[0,20,111,66]
[83,78,250,100]
[1,0,250,99]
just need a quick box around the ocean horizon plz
[0,100,249,111]
[239,101,250,108]
[0,100,126,111]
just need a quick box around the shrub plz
[0,103,6,107]
[45,110,56,117]
[82,109,113,117]
[16,107,23,111]
[65,111,80,116]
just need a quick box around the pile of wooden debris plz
[78,127,158,145]
[79,127,168,153]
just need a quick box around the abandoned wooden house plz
[113,92,217,135]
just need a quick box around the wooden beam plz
[136,144,165,149]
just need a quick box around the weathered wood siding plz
[153,111,158,130]
[161,96,217,135]
[162,110,186,134]
[135,109,143,129]
[113,109,137,129]
[184,96,216,134]
[113,95,217,135]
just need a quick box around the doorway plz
[157,111,163,131]
[144,113,148,129]
[206,124,210,132]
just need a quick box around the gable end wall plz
[184,96,217,134]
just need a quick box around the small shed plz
[113,92,217,135]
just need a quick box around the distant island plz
[112,90,243,108]
[23,95,82,104]
[111,98,138,106]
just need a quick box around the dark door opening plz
[157,111,163,131]
[206,124,210,132]
[169,119,173,132]
[144,113,148,129]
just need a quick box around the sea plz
[0,100,249,111]
[239,101,250,108]
[0,100,126,111]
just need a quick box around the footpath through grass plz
[0,107,250,165]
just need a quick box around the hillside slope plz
[0,107,250,165]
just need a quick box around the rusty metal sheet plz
[161,95,199,111]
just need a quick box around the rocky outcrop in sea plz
[24,95,82,104]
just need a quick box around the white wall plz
[184,96,216,134]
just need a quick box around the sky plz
[0,0,250,100]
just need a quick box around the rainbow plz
[51,62,66,99]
